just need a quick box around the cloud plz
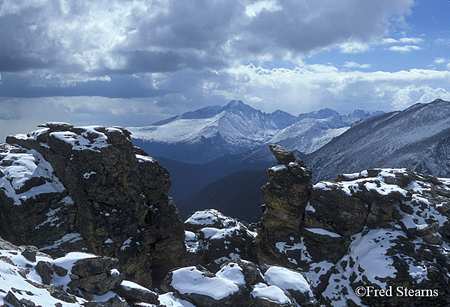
[435,58,447,64]
[388,45,421,52]
[214,64,450,114]
[343,61,371,69]
[380,36,423,53]
[0,0,414,86]
[0,96,182,140]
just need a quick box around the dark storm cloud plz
[0,0,413,75]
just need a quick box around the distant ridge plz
[304,99,450,181]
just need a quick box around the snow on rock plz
[4,123,186,288]
[0,238,163,306]
[251,282,291,304]
[0,146,65,205]
[170,266,240,300]
[184,209,258,271]
[304,228,342,238]
[0,245,93,306]
[264,266,315,304]
[216,262,246,285]
[184,209,235,230]
[158,292,196,307]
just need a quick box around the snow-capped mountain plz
[129,100,381,164]
[304,99,450,181]
[269,117,350,154]
[130,100,282,163]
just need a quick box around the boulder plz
[35,261,54,285]
[68,257,125,296]
[115,280,159,305]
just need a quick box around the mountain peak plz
[297,108,341,121]
[226,100,245,107]
[222,100,256,113]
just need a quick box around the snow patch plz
[170,266,240,300]
[304,228,341,238]
[251,283,291,304]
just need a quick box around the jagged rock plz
[71,257,119,277]
[35,261,54,285]
[48,286,78,303]
[21,246,38,262]
[4,291,21,307]
[253,297,294,307]
[257,144,312,267]
[53,264,68,277]
[183,209,258,271]
[81,297,128,307]
[1,123,185,287]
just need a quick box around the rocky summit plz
[0,124,449,307]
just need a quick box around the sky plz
[1,0,450,139]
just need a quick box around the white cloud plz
[344,61,371,69]
[389,45,421,53]
[245,0,281,18]
[435,58,447,64]
[215,64,450,114]
[339,42,371,54]
[398,37,423,44]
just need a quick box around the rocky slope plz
[0,124,449,307]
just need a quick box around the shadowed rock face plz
[1,123,185,287]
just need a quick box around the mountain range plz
[129,100,381,164]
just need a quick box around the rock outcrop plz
[257,144,312,267]
[0,237,161,306]
[183,209,258,271]
[257,144,450,306]
[0,123,185,287]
